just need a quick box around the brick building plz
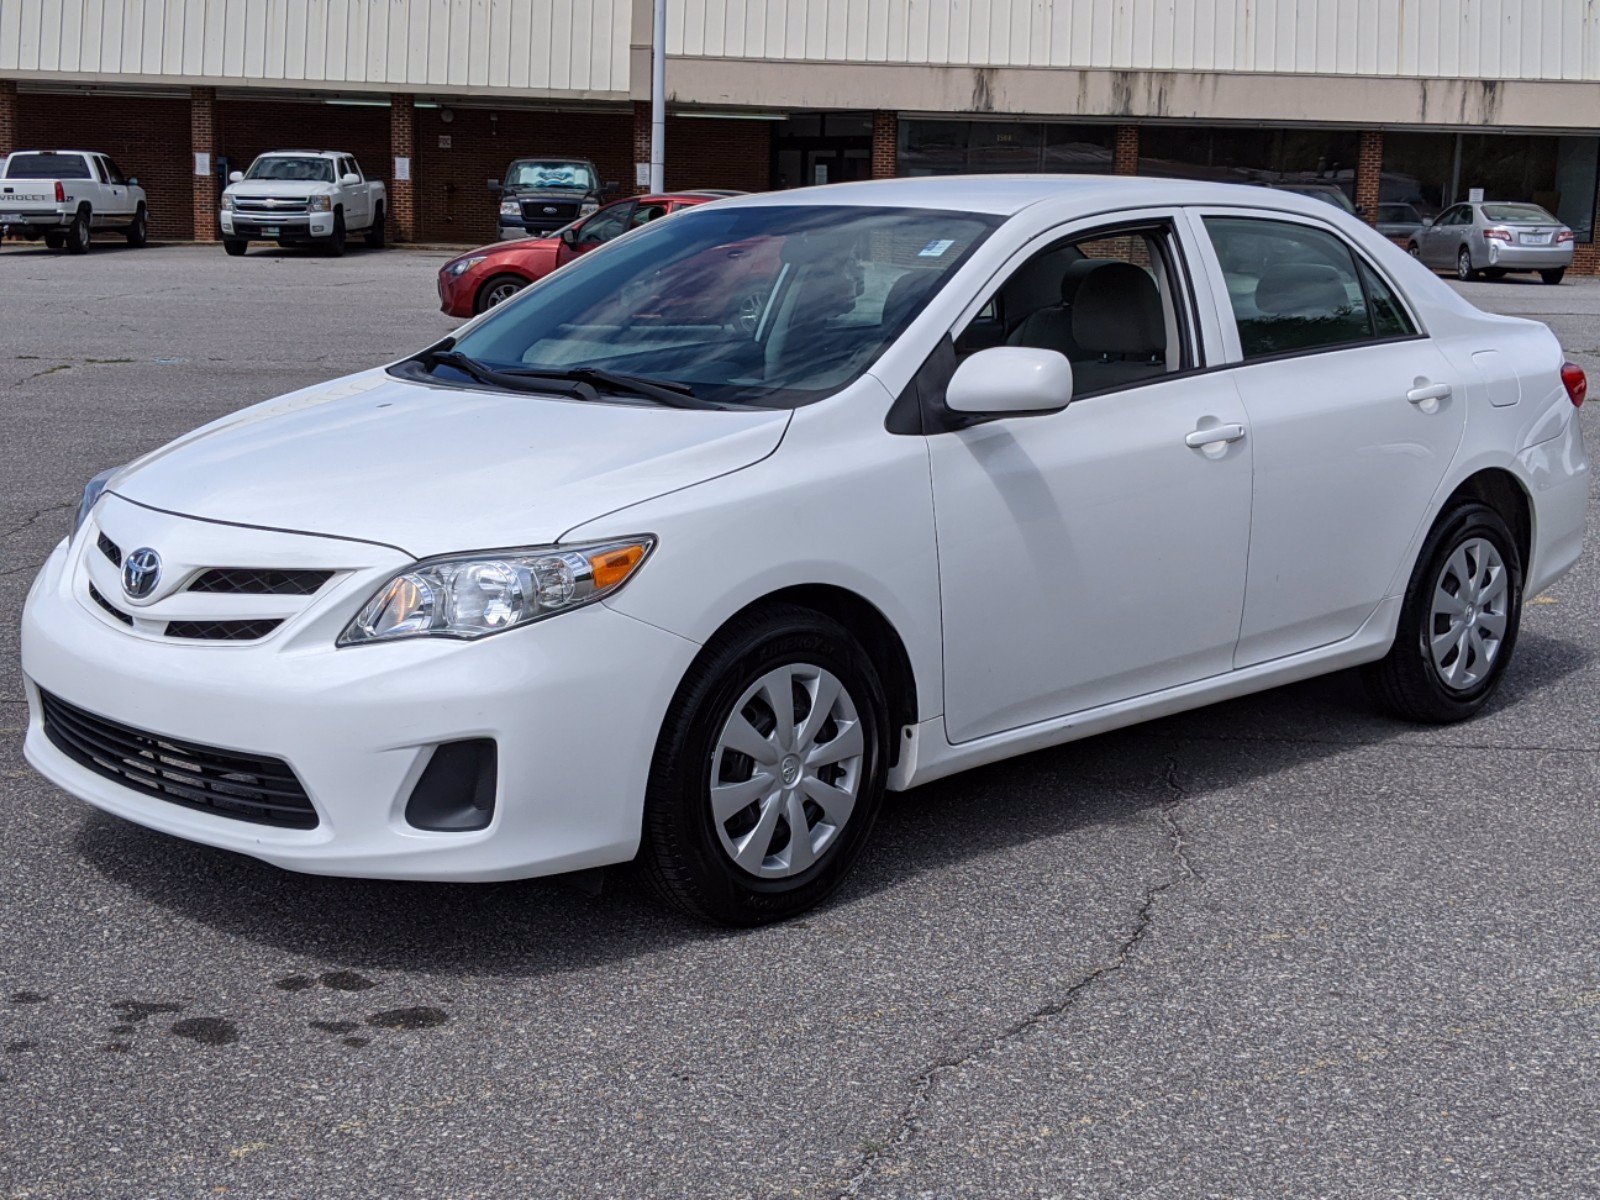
[4,0,1600,266]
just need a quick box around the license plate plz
[0,213,24,223]
[261,226,280,237]
[1522,233,1552,245]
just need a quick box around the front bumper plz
[221,211,337,240]
[21,504,699,881]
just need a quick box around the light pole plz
[649,0,666,193]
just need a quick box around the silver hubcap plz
[1458,251,1471,278]
[487,283,520,307]
[709,663,864,879]
[1429,537,1510,691]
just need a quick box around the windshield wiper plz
[417,348,599,400]
[496,365,721,410]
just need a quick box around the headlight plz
[307,194,333,212]
[338,537,655,646]
[444,255,487,278]
[578,201,599,217]
[499,199,520,218]
[72,467,119,538]
[220,194,235,211]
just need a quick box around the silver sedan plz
[1408,201,1574,284]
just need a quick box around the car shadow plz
[72,632,1591,979]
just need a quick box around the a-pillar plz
[1356,130,1383,226]
[0,80,17,159]
[390,95,416,242]
[1113,124,1139,175]
[871,111,897,179]
[191,87,218,242]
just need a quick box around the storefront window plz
[1381,131,1598,241]
[898,120,1113,175]
[1139,126,1360,203]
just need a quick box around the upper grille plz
[88,583,133,625]
[234,197,310,215]
[520,198,581,223]
[97,532,122,567]
[164,618,283,641]
[39,691,318,829]
[187,567,332,597]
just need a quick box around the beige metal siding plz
[668,0,1600,82]
[0,0,632,93]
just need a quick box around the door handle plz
[1407,382,1452,405]
[1185,423,1245,449]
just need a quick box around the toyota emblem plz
[122,547,162,599]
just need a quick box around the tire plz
[125,206,148,248]
[1363,500,1523,724]
[363,203,386,249]
[475,274,526,313]
[43,231,66,250]
[324,211,346,257]
[1455,247,1475,281]
[223,239,248,257]
[638,604,890,925]
[65,210,91,255]
[1541,268,1566,286]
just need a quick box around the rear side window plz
[6,153,92,179]
[1204,217,1414,360]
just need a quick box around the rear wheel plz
[638,604,889,925]
[324,211,346,257]
[475,274,526,313]
[1363,500,1522,723]
[223,239,248,257]
[364,203,385,249]
[64,210,91,255]
[43,231,66,250]
[1455,247,1475,281]
[125,206,148,247]
[1541,268,1566,285]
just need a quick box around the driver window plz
[956,224,1191,396]
[631,203,670,227]
[580,203,633,244]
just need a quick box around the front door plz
[1191,211,1467,667]
[929,216,1255,743]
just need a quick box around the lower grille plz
[164,618,283,641]
[40,691,318,828]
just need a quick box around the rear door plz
[96,155,132,218]
[340,157,370,228]
[1188,210,1466,666]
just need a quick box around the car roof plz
[710,174,1372,219]
[258,150,349,158]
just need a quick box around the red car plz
[437,190,741,317]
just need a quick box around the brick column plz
[191,87,217,242]
[1355,129,1383,226]
[389,95,416,242]
[1113,124,1139,175]
[871,111,898,179]
[0,80,17,159]
[633,101,652,194]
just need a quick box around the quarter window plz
[1204,217,1414,360]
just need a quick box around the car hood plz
[225,179,337,197]
[454,236,560,262]
[108,369,791,558]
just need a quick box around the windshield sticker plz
[918,239,956,258]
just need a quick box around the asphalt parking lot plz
[3,240,1599,1199]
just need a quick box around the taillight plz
[54,181,64,202]
[1484,227,1512,242]
[1561,362,1587,407]
[1558,230,1575,244]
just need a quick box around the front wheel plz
[638,604,889,925]
[475,274,526,313]
[223,239,248,257]
[1363,501,1523,723]
[364,204,385,249]
[65,211,91,255]
[1542,268,1566,286]
[1456,247,1476,281]
[323,211,346,257]
[125,206,148,247]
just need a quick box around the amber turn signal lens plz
[588,543,649,590]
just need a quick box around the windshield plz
[246,156,335,183]
[1481,203,1558,225]
[506,161,597,191]
[5,153,92,179]
[446,204,1001,408]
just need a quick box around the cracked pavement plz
[2,245,1599,1198]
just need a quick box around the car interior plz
[955,229,1187,394]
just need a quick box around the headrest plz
[882,269,937,327]
[1060,257,1112,304]
[1253,262,1349,317]
[1072,262,1165,356]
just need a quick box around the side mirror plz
[340,172,360,186]
[560,226,580,246]
[127,176,139,187]
[1421,216,1434,227]
[229,170,244,183]
[946,347,1073,417]
[487,180,503,194]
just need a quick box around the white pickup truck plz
[0,150,149,253]
[220,150,386,256]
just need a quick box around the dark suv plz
[489,157,616,239]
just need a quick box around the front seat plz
[1005,258,1108,359]
[1069,261,1167,392]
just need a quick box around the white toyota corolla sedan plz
[21,177,1590,924]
